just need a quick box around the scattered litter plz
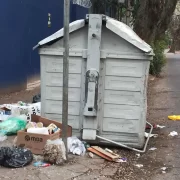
[149,147,157,151]
[88,152,94,158]
[32,94,41,103]
[43,139,66,165]
[0,147,33,168]
[157,125,166,129]
[26,122,43,129]
[13,136,17,146]
[68,137,86,156]
[115,157,127,163]
[0,102,41,121]
[47,123,60,134]
[16,115,72,155]
[168,115,180,121]
[83,142,90,149]
[146,124,157,129]
[136,154,140,158]
[33,161,51,167]
[135,164,143,168]
[162,171,166,174]
[87,146,119,161]
[33,155,44,161]
[0,134,7,142]
[161,167,167,171]
[145,132,158,138]
[169,131,178,137]
[27,127,49,135]
[0,117,27,135]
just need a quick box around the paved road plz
[152,53,180,180]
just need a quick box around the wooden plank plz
[87,147,113,161]
[91,146,120,160]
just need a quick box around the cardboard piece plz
[16,114,72,155]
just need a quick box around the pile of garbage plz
[0,101,41,141]
[26,122,60,135]
[0,147,33,168]
[0,100,88,168]
[0,101,41,121]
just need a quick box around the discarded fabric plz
[169,131,178,137]
[68,137,86,156]
[0,147,33,168]
[43,139,66,165]
[145,132,158,138]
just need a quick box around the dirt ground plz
[0,85,40,105]
[0,56,179,179]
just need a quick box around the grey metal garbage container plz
[34,14,153,148]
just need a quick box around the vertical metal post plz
[62,0,70,160]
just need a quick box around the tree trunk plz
[133,0,178,43]
[169,39,176,53]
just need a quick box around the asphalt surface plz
[152,53,180,180]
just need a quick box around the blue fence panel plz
[0,0,87,92]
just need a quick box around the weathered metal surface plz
[39,15,153,148]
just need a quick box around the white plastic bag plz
[67,137,86,156]
[0,134,7,142]
[43,139,66,165]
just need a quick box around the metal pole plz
[62,0,70,160]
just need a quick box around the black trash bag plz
[32,94,41,103]
[0,147,33,168]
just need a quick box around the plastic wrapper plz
[68,137,86,156]
[0,147,33,168]
[0,117,27,135]
[43,139,66,165]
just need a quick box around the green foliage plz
[149,39,167,76]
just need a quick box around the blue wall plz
[0,0,87,91]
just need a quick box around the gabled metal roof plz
[33,15,152,54]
